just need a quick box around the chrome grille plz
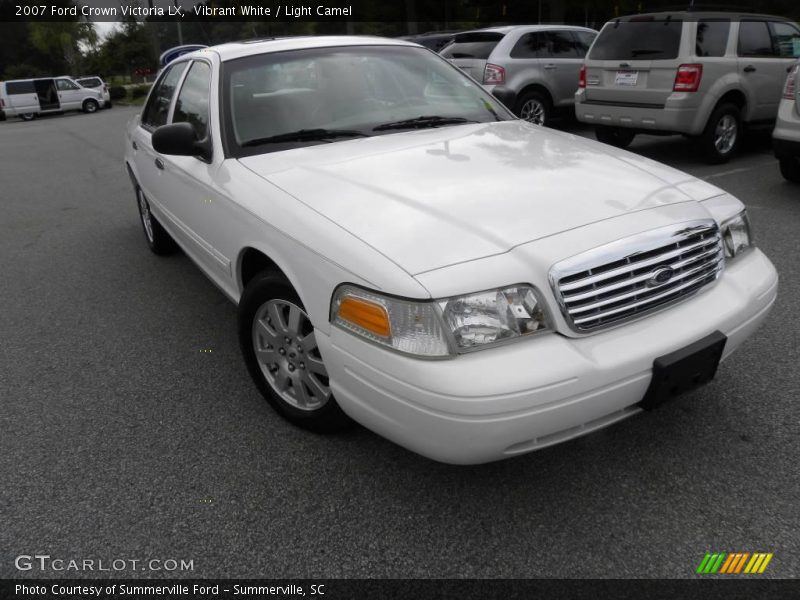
[550,220,724,332]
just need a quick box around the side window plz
[510,33,543,59]
[573,31,597,58]
[769,22,800,58]
[56,79,79,91]
[141,63,188,130]
[696,20,730,57]
[172,61,211,140]
[6,81,35,94]
[545,31,579,58]
[738,21,775,57]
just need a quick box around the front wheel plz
[239,271,351,433]
[699,103,741,164]
[82,99,99,114]
[19,113,36,121]
[595,125,636,148]
[779,157,800,183]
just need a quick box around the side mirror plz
[152,122,211,160]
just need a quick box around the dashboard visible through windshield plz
[221,45,513,157]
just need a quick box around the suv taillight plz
[783,66,798,99]
[483,63,505,85]
[579,65,587,89]
[673,64,703,92]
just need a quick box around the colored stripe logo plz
[696,552,773,574]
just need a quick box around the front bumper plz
[318,249,777,464]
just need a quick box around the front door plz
[55,78,83,110]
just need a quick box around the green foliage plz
[130,84,151,99]
[108,86,127,100]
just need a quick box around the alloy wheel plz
[251,299,331,411]
[714,115,737,155]
[520,99,546,125]
[137,191,154,243]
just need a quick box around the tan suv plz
[575,12,800,163]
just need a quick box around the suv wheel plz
[595,126,636,149]
[239,271,352,433]
[516,91,551,126]
[700,103,741,164]
[19,113,36,121]
[779,157,800,183]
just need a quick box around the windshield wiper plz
[241,128,369,147]
[373,116,478,132]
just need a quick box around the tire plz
[19,113,36,121]
[595,125,636,149]
[134,185,176,255]
[779,157,800,183]
[515,90,552,126]
[238,271,351,433]
[699,103,741,164]
[82,99,99,114]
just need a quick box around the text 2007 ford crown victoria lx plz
[124,37,778,464]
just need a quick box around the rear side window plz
[56,79,79,91]
[770,22,800,58]
[510,32,546,59]
[77,78,102,88]
[142,62,188,130]
[573,31,597,57]
[695,20,730,57]
[172,61,211,140]
[738,21,775,57]
[6,81,35,94]
[440,32,505,60]
[589,19,683,60]
[544,31,580,58]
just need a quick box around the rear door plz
[131,62,189,215]
[5,80,40,114]
[584,17,684,106]
[440,31,506,84]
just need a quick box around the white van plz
[0,76,105,121]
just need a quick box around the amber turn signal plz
[337,296,391,338]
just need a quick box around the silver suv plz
[441,25,597,126]
[773,60,800,182]
[576,12,800,163]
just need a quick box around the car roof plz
[185,36,419,63]
[457,24,597,35]
[611,11,792,22]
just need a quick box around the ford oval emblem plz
[647,266,675,287]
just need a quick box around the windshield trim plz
[219,44,514,159]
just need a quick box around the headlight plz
[721,211,752,259]
[331,284,549,358]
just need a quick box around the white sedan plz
[125,37,778,464]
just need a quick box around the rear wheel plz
[19,113,36,121]
[135,186,176,255]
[779,157,800,183]
[82,99,99,114]
[699,103,741,164]
[516,90,551,126]
[595,125,636,148]
[239,271,351,433]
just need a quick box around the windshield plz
[222,45,513,157]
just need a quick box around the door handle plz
[743,65,756,73]
[154,158,164,170]
[544,64,557,70]
[132,140,138,150]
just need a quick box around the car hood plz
[238,120,718,275]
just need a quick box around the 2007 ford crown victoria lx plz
[124,37,778,464]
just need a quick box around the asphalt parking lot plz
[1,106,798,579]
